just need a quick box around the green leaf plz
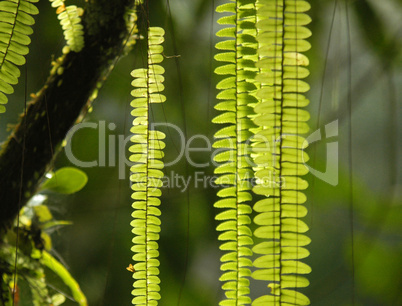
[218,15,236,25]
[215,52,236,63]
[280,289,310,305]
[41,251,87,306]
[216,40,235,51]
[149,26,165,37]
[33,205,53,223]
[42,220,73,231]
[216,27,236,38]
[216,3,236,13]
[212,112,236,124]
[252,295,279,305]
[40,167,88,194]
[214,64,236,75]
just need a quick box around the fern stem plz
[130,26,166,306]
[250,1,312,305]
[213,0,257,304]
[278,0,285,300]
[234,2,241,303]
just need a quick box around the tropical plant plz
[49,0,84,53]
[0,0,401,305]
[129,26,166,305]
[0,0,39,112]
[0,167,88,305]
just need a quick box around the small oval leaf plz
[41,167,88,194]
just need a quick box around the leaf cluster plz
[0,167,88,305]
[0,0,39,113]
[213,0,313,305]
[49,0,84,52]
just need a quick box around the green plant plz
[0,0,39,112]
[129,26,166,305]
[0,167,88,305]
[49,0,84,53]
[213,0,312,304]
[0,0,401,305]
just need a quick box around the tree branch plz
[0,0,136,234]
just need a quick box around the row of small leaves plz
[0,0,85,114]
[0,0,39,113]
[129,26,166,306]
[213,0,312,305]
[250,0,312,305]
[213,0,259,304]
[49,0,84,53]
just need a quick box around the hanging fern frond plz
[213,0,259,304]
[0,0,39,113]
[49,0,84,52]
[129,26,166,306]
[250,0,312,305]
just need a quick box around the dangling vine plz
[129,26,166,306]
[250,0,312,305]
[213,0,312,304]
[212,0,258,304]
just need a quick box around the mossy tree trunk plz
[0,0,136,235]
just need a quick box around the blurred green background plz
[1,0,401,305]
